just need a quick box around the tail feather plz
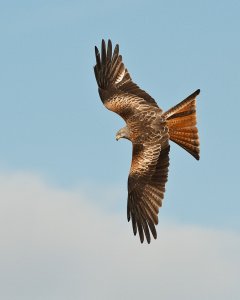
[163,89,200,160]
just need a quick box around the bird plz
[94,39,200,244]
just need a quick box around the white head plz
[116,126,130,141]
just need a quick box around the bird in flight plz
[94,39,200,244]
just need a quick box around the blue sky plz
[0,1,240,299]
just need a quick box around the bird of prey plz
[94,39,200,244]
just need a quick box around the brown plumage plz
[94,39,200,244]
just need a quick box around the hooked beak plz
[116,136,119,141]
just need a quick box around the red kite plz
[94,40,200,243]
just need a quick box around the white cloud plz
[0,171,239,300]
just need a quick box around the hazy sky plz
[0,1,240,299]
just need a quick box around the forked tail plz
[162,89,200,160]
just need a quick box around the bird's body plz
[94,40,200,243]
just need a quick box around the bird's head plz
[116,126,130,141]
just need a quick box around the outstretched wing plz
[94,39,161,121]
[127,115,170,244]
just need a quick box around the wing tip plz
[95,45,99,54]
[195,154,200,160]
[100,39,115,50]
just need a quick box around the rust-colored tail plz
[163,89,200,160]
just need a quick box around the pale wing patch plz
[115,69,125,84]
